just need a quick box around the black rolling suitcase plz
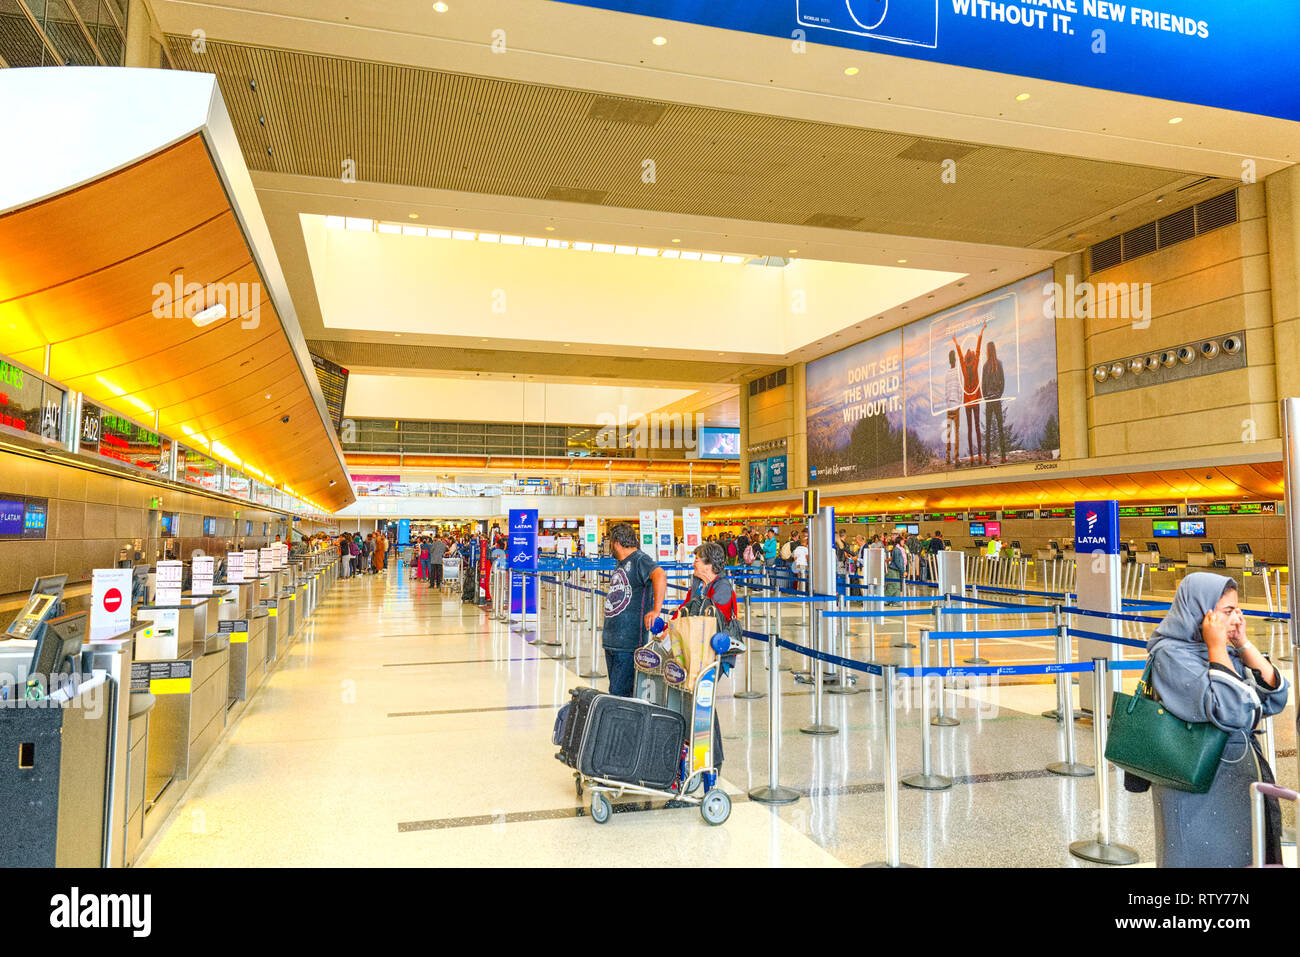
[554,688,686,790]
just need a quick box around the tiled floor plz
[138,564,1298,867]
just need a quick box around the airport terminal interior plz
[1,0,1298,874]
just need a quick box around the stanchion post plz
[828,595,858,695]
[932,634,959,726]
[1047,635,1093,777]
[748,632,800,806]
[864,664,915,867]
[901,630,951,790]
[801,604,838,735]
[1042,604,1066,719]
[579,580,605,679]
[1068,659,1138,865]
[736,588,763,699]
[963,591,990,665]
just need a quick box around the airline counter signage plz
[682,507,702,556]
[508,508,539,615]
[1075,500,1119,555]
[639,510,656,550]
[90,567,133,640]
[655,508,675,562]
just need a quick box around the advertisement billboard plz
[807,269,1059,485]
[749,454,788,493]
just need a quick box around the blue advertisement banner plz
[553,1,1300,122]
[750,454,789,493]
[397,519,410,546]
[508,508,539,615]
[1075,500,1119,555]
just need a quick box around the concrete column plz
[124,0,154,68]
[790,362,808,489]
[1054,253,1089,462]
[739,377,752,494]
[1266,166,1300,401]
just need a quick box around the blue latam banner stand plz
[397,519,410,547]
[553,1,1300,122]
[508,508,539,618]
[1073,499,1123,712]
[1074,499,1119,555]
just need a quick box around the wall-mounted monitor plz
[1152,520,1180,538]
[985,521,1001,538]
[202,516,217,536]
[1146,542,1161,552]
[697,427,740,460]
[1179,520,1207,538]
[969,522,985,537]
[905,524,919,535]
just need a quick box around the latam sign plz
[1074,500,1119,555]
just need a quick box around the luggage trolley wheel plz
[590,792,612,825]
[684,775,702,796]
[700,789,730,826]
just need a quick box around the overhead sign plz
[1075,500,1119,555]
[90,567,133,640]
[554,1,1300,121]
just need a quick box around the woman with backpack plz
[885,535,907,606]
[673,540,739,774]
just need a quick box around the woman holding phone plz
[1146,572,1289,866]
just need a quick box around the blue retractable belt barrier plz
[822,608,937,619]
[925,628,1057,641]
[1063,607,1164,624]
[1066,627,1149,650]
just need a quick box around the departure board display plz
[1186,502,1276,516]
[99,413,165,473]
[968,510,1000,521]
[1118,505,1181,518]
[178,444,222,492]
[924,512,966,522]
[1038,507,1075,519]
[1002,509,1037,520]
[310,352,349,431]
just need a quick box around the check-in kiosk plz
[223,606,270,721]
[1187,542,1217,567]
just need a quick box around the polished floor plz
[139,562,1298,867]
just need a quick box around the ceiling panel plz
[0,132,353,510]
[161,38,1234,253]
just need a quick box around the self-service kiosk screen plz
[6,593,56,639]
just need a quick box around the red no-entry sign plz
[103,587,122,613]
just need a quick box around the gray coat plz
[1147,572,1290,867]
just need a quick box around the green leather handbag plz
[1104,658,1229,793]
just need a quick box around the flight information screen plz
[310,352,349,432]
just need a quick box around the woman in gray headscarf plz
[1146,572,1289,867]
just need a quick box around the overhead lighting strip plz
[324,216,754,265]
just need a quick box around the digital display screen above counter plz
[98,413,166,473]
[0,493,48,540]
[310,352,350,432]
[1186,502,1277,516]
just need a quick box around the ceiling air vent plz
[1156,205,1195,249]
[1195,189,1238,232]
[1090,189,1238,272]
[803,213,864,230]
[895,139,978,163]
[1121,221,1158,260]
[1090,235,1122,273]
[586,96,667,126]
[543,185,608,204]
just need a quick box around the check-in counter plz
[137,636,229,848]
[259,594,282,665]
[223,608,269,719]
[124,691,155,866]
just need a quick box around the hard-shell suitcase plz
[555,687,602,766]
[556,688,686,789]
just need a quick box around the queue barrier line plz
[950,596,1056,611]
[1063,606,1164,624]
[938,605,1053,616]
[822,608,941,619]
[924,628,1058,641]
[837,595,937,604]
[1066,627,1149,650]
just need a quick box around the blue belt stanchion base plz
[900,629,952,791]
[863,663,916,868]
[734,588,763,700]
[1068,659,1139,866]
[747,629,800,807]
[1046,620,1092,778]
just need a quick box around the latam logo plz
[1085,511,1098,533]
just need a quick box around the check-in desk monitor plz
[132,565,151,606]
[4,574,68,641]
[1236,543,1252,555]
[26,611,87,699]
[1201,543,1217,554]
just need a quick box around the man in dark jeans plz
[428,536,447,587]
[982,340,1007,464]
[602,523,667,697]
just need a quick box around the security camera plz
[1200,340,1219,358]
[281,415,290,424]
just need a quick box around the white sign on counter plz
[192,556,214,596]
[156,560,183,606]
[243,549,259,577]
[89,567,133,640]
[227,551,245,584]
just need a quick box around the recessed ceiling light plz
[265,394,272,399]
[192,302,226,327]
[670,238,680,243]
[545,225,555,232]
[433,2,448,12]
[651,35,667,45]
[1168,116,1183,124]
[896,258,907,264]
[844,66,859,76]
[408,213,419,219]
[1016,92,1031,101]
[788,249,798,254]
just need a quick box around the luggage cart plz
[578,655,733,826]
[441,556,461,595]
